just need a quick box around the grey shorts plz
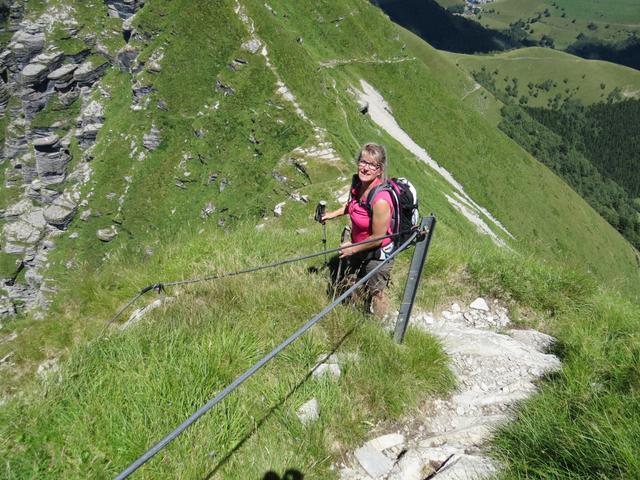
[347,252,394,294]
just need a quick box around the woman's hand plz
[339,241,355,258]
[322,204,347,223]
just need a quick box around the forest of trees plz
[472,64,640,249]
[500,104,640,249]
[527,100,640,199]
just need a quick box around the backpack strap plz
[364,180,400,234]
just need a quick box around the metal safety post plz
[394,215,436,344]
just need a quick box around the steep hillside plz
[1,0,639,478]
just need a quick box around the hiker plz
[322,143,395,319]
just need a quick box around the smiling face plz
[357,152,382,183]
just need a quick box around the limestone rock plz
[241,38,262,54]
[73,59,109,87]
[106,0,145,19]
[354,444,394,479]
[43,196,77,229]
[296,398,319,425]
[387,449,433,480]
[76,100,104,148]
[48,63,77,87]
[367,433,404,452]
[312,363,341,380]
[200,202,215,219]
[274,202,285,217]
[143,124,161,150]
[115,45,139,72]
[10,29,45,65]
[20,62,48,85]
[470,297,490,312]
[97,226,118,242]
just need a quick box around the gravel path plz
[338,299,560,480]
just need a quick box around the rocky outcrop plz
[43,195,76,229]
[142,123,161,150]
[73,58,109,87]
[0,8,110,317]
[105,0,145,20]
[33,133,71,186]
[76,97,104,149]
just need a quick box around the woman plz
[322,143,395,319]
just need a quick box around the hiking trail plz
[338,298,560,480]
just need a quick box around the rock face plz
[0,8,109,317]
[339,299,560,480]
[76,97,104,149]
[105,0,145,19]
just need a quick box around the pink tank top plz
[348,178,394,247]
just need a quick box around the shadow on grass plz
[203,317,362,479]
[262,469,304,479]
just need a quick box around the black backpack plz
[351,175,419,250]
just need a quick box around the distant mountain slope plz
[446,47,640,108]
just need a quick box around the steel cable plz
[113,229,419,479]
[106,228,418,327]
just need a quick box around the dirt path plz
[338,299,560,480]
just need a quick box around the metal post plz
[394,215,436,344]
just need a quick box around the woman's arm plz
[321,203,348,222]
[340,200,390,257]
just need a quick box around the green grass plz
[1,0,640,478]
[0,219,455,479]
[473,0,640,49]
[447,47,640,107]
[397,26,504,125]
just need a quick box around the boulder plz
[115,45,138,72]
[273,202,285,217]
[20,62,48,85]
[470,297,490,312]
[241,38,262,54]
[73,59,109,87]
[142,124,161,150]
[354,444,394,479]
[97,226,118,242]
[296,398,319,425]
[47,63,77,84]
[105,0,145,19]
[10,29,45,65]
[33,51,64,70]
[43,196,77,229]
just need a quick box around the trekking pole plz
[314,200,327,266]
[332,226,351,302]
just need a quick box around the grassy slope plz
[1,0,640,478]
[447,47,640,107]
[474,0,640,49]
[396,26,504,125]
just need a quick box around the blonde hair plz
[358,143,388,180]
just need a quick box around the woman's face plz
[357,153,381,183]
